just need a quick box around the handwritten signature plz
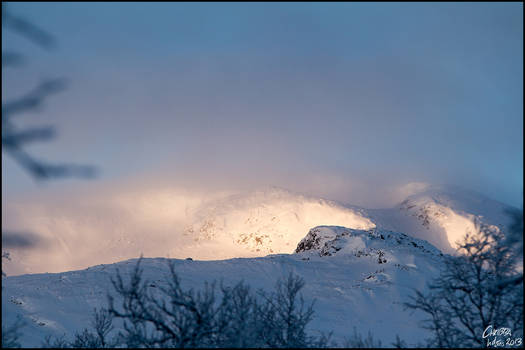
[483,325,522,347]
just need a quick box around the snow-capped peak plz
[183,187,375,256]
[367,184,516,253]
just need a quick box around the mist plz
[2,3,523,274]
[0,176,510,276]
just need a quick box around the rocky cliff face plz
[295,226,443,261]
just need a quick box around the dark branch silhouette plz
[2,4,96,180]
[1,4,98,279]
[2,3,55,50]
[1,231,44,249]
[2,51,24,67]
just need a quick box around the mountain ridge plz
[2,183,516,275]
[3,223,446,347]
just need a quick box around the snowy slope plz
[2,183,516,346]
[367,184,515,253]
[3,184,515,275]
[182,184,516,256]
[2,226,444,347]
[2,187,376,276]
[183,187,375,256]
[171,184,515,258]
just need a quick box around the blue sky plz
[2,2,523,208]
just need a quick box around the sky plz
[1,3,523,273]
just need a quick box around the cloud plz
[1,2,522,274]
[1,176,414,275]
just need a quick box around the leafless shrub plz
[405,215,523,347]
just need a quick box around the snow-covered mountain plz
[183,187,374,256]
[367,184,515,253]
[2,183,517,346]
[179,184,515,257]
[1,187,374,276]
[2,226,445,347]
[3,184,515,275]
